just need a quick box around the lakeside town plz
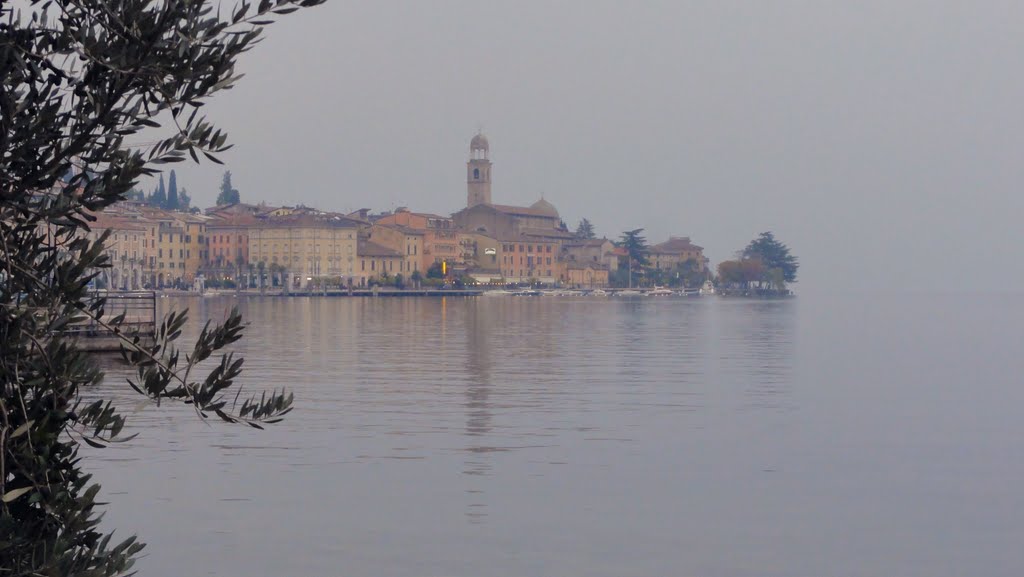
[86,133,793,296]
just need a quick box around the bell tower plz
[467,133,492,208]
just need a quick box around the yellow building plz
[139,209,208,288]
[566,262,610,288]
[89,213,149,290]
[648,237,708,272]
[364,224,424,278]
[248,213,362,287]
[355,238,404,287]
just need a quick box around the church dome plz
[530,197,559,217]
[470,133,489,151]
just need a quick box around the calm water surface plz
[86,293,1024,577]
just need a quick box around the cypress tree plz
[167,169,179,210]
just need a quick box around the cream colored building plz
[248,213,362,287]
[89,214,149,290]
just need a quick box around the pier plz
[64,291,157,352]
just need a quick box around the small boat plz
[512,289,542,296]
[699,280,716,296]
[482,290,515,296]
[589,289,608,296]
[615,289,644,297]
[647,287,673,297]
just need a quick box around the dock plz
[63,291,157,352]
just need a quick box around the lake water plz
[85,293,1024,577]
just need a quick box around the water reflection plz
[83,295,813,577]
[463,300,493,522]
[712,299,797,411]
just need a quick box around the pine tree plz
[216,170,241,205]
[167,170,179,210]
[742,231,799,283]
[575,218,596,240]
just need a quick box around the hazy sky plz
[155,1,1024,291]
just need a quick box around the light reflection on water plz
[83,294,1024,577]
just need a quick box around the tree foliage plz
[426,261,445,279]
[717,258,766,287]
[0,0,322,574]
[742,231,798,283]
[574,218,596,240]
[151,174,167,207]
[167,169,179,210]
[216,170,240,205]
[618,228,649,267]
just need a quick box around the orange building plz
[498,237,562,283]
[206,214,253,271]
[375,208,461,272]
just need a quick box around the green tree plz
[426,261,445,279]
[678,258,706,288]
[575,218,596,240]
[618,228,649,287]
[151,174,167,207]
[717,258,765,289]
[216,170,241,205]
[0,1,322,574]
[618,228,649,267]
[167,169,179,210]
[179,187,192,210]
[742,231,798,284]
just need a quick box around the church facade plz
[452,133,575,283]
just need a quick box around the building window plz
[473,168,480,179]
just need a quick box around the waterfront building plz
[648,236,708,272]
[364,223,424,277]
[138,209,208,288]
[205,213,254,273]
[561,238,619,272]
[375,208,461,272]
[496,237,564,283]
[451,133,575,283]
[88,214,149,290]
[565,261,610,288]
[459,232,503,282]
[355,238,404,286]
[248,213,362,288]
